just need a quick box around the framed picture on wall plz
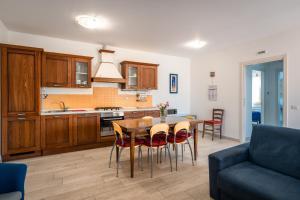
[169,74,178,93]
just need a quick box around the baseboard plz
[200,130,240,142]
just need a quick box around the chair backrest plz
[112,122,124,141]
[174,121,190,135]
[213,109,224,122]
[150,123,169,138]
[250,125,300,179]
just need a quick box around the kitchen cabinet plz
[139,65,157,90]
[42,52,92,88]
[42,52,71,87]
[2,116,41,160]
[71,57,92,88]
[1,45,41,117]
[1,44,42,161]
[121,61,158,90]
[144,110,160,118]
[41,115,73,152]
[73,114,100,145]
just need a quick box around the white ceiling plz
[1,0,300,57]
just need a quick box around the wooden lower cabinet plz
[73,114,100,146]
[2,116,41,160]
[41,115,73,152]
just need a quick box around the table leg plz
[193,126,198,160]
[130,130,136,178]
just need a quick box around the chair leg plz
[202,123,205,138]
[220,125,222,139]
[166,144,173,172]
[108,143,115,168]
[150,147,154,178]
[137,146,141,169]
[212,124,215,141]
[160,148,162,163]
[157,147,159,164]
[140,146,143,171]
[117,147,123,177]
[175,144,178,171]
[186,139,194,166]
[147,148,150,164]
[181,144,184,162]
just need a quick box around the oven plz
[100,112,124,137]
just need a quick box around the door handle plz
[17,117,26,120]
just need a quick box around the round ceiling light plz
[185,39,207,49]
[76,15,109,30]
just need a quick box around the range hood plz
[91,49,126,83]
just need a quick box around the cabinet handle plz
[17,113,25,116]
[53,84,63,87]
[18,117,26,120]
[53,116,61,118]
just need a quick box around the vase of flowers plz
[157,102,169,121]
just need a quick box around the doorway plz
[241,56,287,142]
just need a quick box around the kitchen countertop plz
[41,107,159,116]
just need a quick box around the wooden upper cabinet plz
[73,114,100,145]
[42,53,71,87]
[121,61,158,90]
[71,57,92,88]
[139,65,158,90]
[1,45,41,117]
[41,115,73,150]
[42,52,92,88]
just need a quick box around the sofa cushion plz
[250,125,300,179]
[0,192,22,200]
[218,161,300,200]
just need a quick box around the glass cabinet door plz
[128,66,138,88]
[73,58,91,88]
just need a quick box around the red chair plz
[109,122,144,177]
[143,123,172,178]
[203,109,224,141]
[167,121,194,171]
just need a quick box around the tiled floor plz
[18,135,238,200]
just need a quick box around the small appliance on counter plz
[167,108,178,116]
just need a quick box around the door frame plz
[239,55,287,142]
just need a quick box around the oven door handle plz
[102,118,124,121]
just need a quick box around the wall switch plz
[291,105,299,110]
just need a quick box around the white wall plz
[191,27,300,140]
[7,31,191,114]
[0,20,8,42]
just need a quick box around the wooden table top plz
[114,116,203,132]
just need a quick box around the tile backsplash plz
[42,87,152,110]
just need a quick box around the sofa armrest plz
[0,163,27,200]
[208,143,249,200]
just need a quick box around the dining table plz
[113,116,203,178]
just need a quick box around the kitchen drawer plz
[144,110,160,118]
[124,111,145,119]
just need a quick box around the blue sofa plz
[209,125,300,200]
[0,163,27,200]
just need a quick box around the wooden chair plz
[203,109,224,141]
[109,122,144,177]
[167,121,194,170]
[142,123,172,178]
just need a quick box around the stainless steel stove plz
[95,107,124,137]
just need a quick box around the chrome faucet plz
[59,101,67,111]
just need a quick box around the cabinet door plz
[139,65,157,90]
[144,110,160,118]
[2,116,41,155]
[2,48,41,116]
[41,115,73,150]
[72,57,91,88]
[122,64,139,90]
[42,53,71,87]
[73,114,100,145]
